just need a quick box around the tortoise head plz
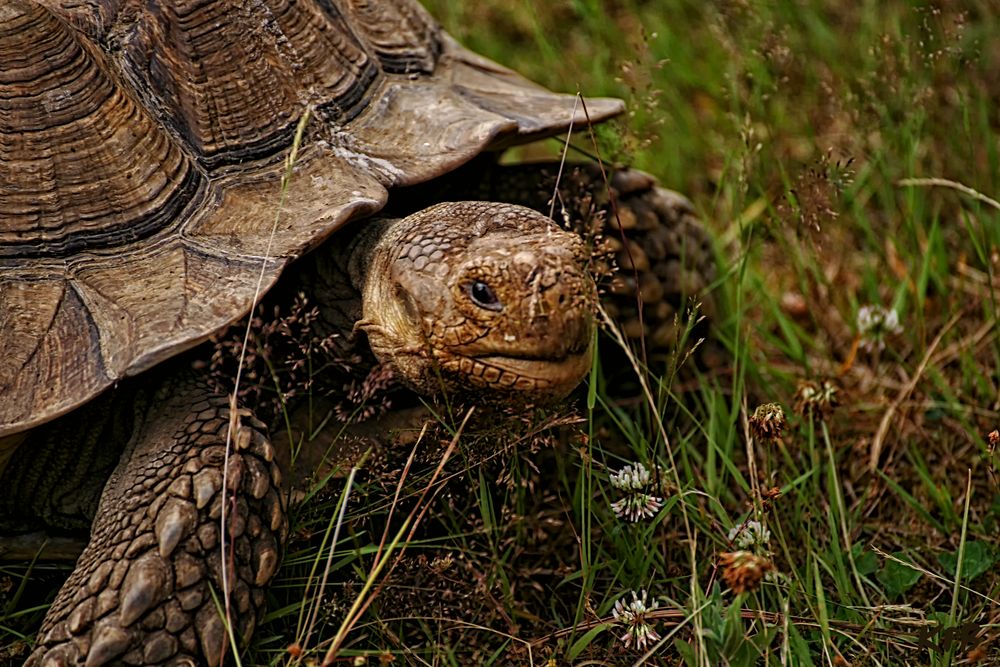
[358,202,596,401]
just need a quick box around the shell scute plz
[0,0,624,434]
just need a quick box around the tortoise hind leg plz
[27,374,286,666]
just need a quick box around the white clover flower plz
[612,589,661,650]
[609,462,664,522]
[609,462,652,491]
[611,493,664,522]
[727,520,771,550]
[857,304,902,352]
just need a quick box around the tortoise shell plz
[0,0,622,436]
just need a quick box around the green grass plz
[3,1,998,665]
[250,1,999,664]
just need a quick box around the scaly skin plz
[17,201,597,665]
[353,202,596,398]
[10,176,717,665]
[24,372,285,666]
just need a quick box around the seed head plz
[794,379,839,420]
[749,403,786,440]
[762,486,782,501]
[718,551,774,594]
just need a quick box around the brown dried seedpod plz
[718,551,775,594]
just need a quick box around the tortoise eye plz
[467,281,502,311]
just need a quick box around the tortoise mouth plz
[468,345,593,398]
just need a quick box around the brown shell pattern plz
[0,0,623,435]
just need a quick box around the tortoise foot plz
[27,382,287,667]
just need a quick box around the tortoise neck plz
[288,217,394,344]
[345,217,394,292]
[0,433,26,484]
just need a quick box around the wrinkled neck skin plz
[284,217,387,350]
[310,201,597,403]
[0,379,153,533]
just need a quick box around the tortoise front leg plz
[27,375,286,666]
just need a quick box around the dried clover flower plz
[749,403,786,440]
[794,379,839,420]
[719,551,774,594]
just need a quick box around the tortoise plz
[0,0,716,664]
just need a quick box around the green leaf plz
[937,541,996,581]
[586,327,599,411]
[786,623,817,667]
[568,623,610,661]
[850,543,879,576]
[722,594,746,655]
[877,554,923,597]
[673,638,697,666]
